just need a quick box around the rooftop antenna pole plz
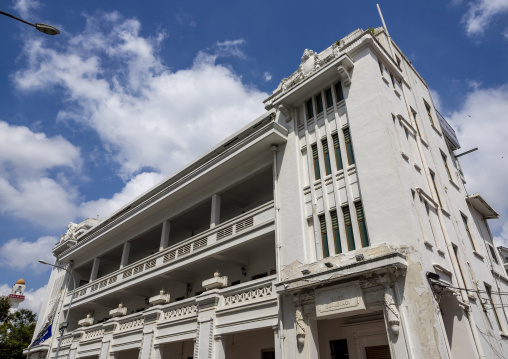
[376,4,396,58]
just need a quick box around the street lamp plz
[39,260,76,359]
[0,10,59,35]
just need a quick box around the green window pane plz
[331,211,342,254]
[333,133,343,170]
[335,82,344,102]
[322,140,331,175]
[316,93,323,114]
[306,99,314,118]
[312,144,320,180]
[325,88,333,108]
[344,128,355,165]
[320,215,329,257]
[343,206,355,250]
[356,203,370,247]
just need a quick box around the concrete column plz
[120,242,131,269]
[273,326,282,359]
[210,194,221,228]
[98,341,110,359]
[90,257,101,281]
[153,344,163,359]
[160,220,171,250]
[196,316,214,358]
[307,318,319,359]
[213,334,226,359]
[139,331,154,359]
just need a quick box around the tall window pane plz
[319,215,329,258]
[332,133,343,170]
[316,93,324,114]
[331,211,342,254]
[343,206,355,250]
[461,215,475,250]
[325,88,333,108]
[355,202,370,247]
[335,82,344,102]
[312,144,320,180]
[322,139,332,175]
[344,128,355,165]
[442,153,452,181]
[306,99,314,119]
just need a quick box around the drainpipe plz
[272,143,285,359]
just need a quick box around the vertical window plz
[430,171,442,207]
[331,211,342,254]
[425,102,435,126]
[332,133,343,170]
[442,153,452,181]
[355,202,370,247]
[411,108,422,137]
[485,284,503,331]
[316,93,324,114]
[335,82,344,102]
[378,60,383,74]
[325,88,333,108]
[342,206,355,250]
[488,244,500,264]
[343,128,355,165]
[312,144,320,180]
[453,245,468,290]
[319,215,329,258]
[462,215,475,251]
[306,99,314,119]
[396,55,401,68]
[390,73,395,88]
[322,139,332,175]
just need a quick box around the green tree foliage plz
[0,296,10,323]
[0,297,36,359]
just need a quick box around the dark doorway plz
[330,339,349,359]
[365,345,391,359]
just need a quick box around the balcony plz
[65,201,275,308]
[55,276,278,356]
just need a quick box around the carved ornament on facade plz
[384,286,400,335]
[109,302,127,317]
[295,305,306,350]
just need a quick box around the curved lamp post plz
[0,10,59,35]
[39,260,76,359]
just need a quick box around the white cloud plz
[462,0,508,37]
[0,236,56,270]
[14,13,267,181]
[12,0,40,19]
[80,172,166,219]
[447,83,508,247]
[0,283,48,315]
[213,39,247,59]
[0,121,81,228]
[0,121,81,180]
[263,72,272,82]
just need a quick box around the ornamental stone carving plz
[202,271,228,290]
[384,286,400,335]
[109,303,127,317]
[295,305,306,350]
[149,289,170,306]
[78,314,94,327]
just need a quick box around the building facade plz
[27,27,508,359]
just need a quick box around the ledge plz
[473,251,484,260]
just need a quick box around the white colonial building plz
[27,27,508,359]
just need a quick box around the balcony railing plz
[57,276,277,348]
[67,201,275,303]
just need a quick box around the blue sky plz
[1,0,507,314]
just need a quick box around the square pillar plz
[160,220,171,250]
[213,334,226,359]
[210,194,221,228]
[153,344,163,359]
[90,257,101,281]
[120,242,131,269]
